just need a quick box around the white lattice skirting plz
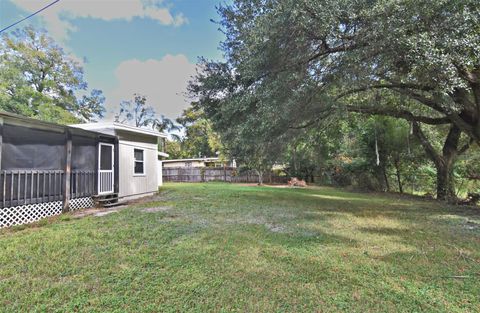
[69,197,95,211]
[0,197,94,228]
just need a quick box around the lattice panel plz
[69,197,94,211]
[0,197,95,228]
[0,201,62,228]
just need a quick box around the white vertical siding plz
[117,135,158,199]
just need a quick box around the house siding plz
[116,131,158,199]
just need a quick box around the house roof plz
[0,111,116,139]
[162,157,221,163]
[70,122,167,138]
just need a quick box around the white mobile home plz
[71,122,167,201]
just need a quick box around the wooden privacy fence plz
[0,169,96,208]
[163,167,288,184]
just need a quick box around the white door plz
[98,143,114,194]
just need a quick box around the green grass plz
[1,183,479,312]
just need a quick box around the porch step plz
[102,200,127,208]
[93,193,119,207]
[96,196,118,202]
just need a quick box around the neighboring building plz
[162,157,236,169]
[71,122,167,201]
[0,111,167,228]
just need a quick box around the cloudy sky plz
[0,0,226,119]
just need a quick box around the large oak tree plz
[190,0,479,200]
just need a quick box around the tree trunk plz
[256,169,264,185]
[394,158,403,193]
[382,166,390,192]
[436,125,462,201]
[413,123,461,201]
[436,160,455,200]
[292,146,298,176]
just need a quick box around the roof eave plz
[70,122,168,138]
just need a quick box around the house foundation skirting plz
[69,197,95,211]
[0,197,95,228]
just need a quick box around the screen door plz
[98,143,114,194]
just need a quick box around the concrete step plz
[96,197,118,203]
[93,194,120,207]
[102,201,127,208]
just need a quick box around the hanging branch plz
[374,122,380,166]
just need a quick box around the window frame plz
[133,148,146,176]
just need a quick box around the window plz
[134,149,145,175]
[185,161,192,167]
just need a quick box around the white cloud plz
[11,0,188,41]
[105,54,197,120]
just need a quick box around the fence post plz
[62,130,72,213]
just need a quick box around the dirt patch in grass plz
[71,206,125,218]
[93,210,119,217]
[265,223,289,233]
[141,206,171,213]
[464,221,480,230]
[244,215,267,225]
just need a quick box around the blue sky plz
[0,0,227,119]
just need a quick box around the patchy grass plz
[0,183,479,312]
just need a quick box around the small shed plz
[71,122,167,201]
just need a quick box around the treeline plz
[282,115,479,199]
[0,26,105,124]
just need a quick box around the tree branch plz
[459,138,474,155]
[307,42,359,63]
[345,105,451,125]
[396,89,478,141]
[336,83,434,100]
[442,124,461,159]
[411,121,441,166]
[394,89,445,113]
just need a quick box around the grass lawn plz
[0,183,479,312]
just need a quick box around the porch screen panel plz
[1,124,65,206]
[2,124,65,170]
[71,135,96,170]
[71,135,97,198]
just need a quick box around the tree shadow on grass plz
[240,223,359,251]
[247,186,480,227]
[358,227,412,237]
